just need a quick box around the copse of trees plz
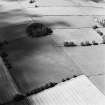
[0,52,13,70]
[80,42,86,46]
[26,82,57,96]
[84,41,92,46]
[92,40,98,45]
[62,75,78,82]
[12,75,79,103]
[64,41,77,47]
[64,40,94,47]
[26,23,53,38]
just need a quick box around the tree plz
[26,23,53,38]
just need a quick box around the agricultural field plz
[0,0,105,104]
